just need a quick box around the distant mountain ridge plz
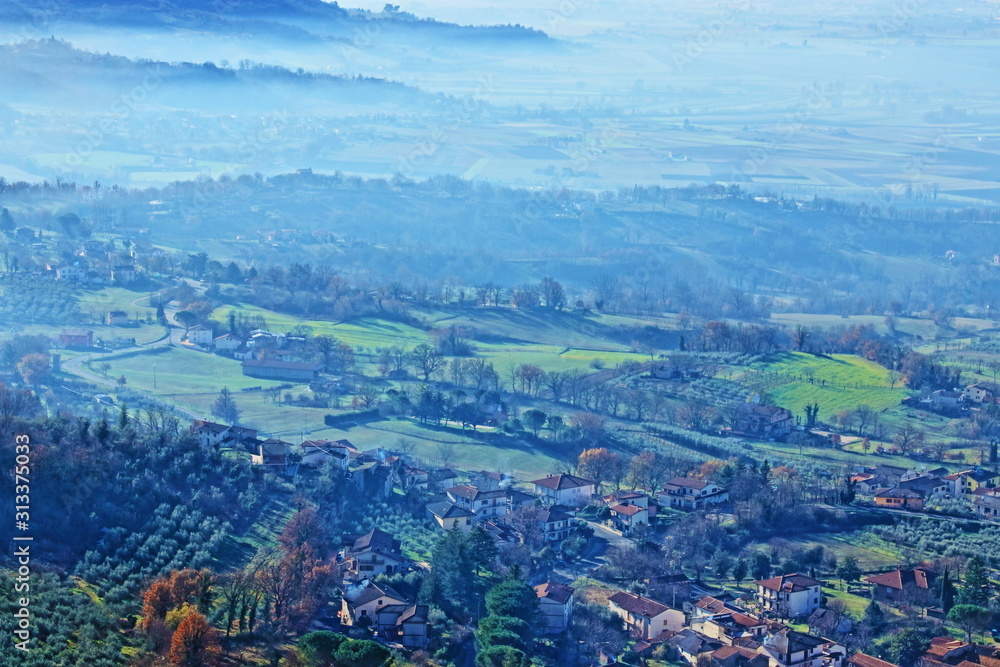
[0,38,442,110]
[0,0,550,41]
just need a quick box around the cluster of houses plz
[335,530,577,649]
[422,471,733,543]
[845,637,1000,667]
[929,383,1000,410]
[42,237,157,285]
[600,567,997,667]
[182,326,327,383]
[851,463,1000,518]
[184,417,1000,663]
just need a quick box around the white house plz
[759,629,843,667]
[608,591,685,640]
[186,324,214,346]
[608,503,649,535]
[445,485,510,521]
[190,420,230,447]
[300,439,351,471]
[110,265,138,283]
[52,263,86,281]
[341,581,408,627]
[339,528,408,581]
[754,573,822,619]
[538,507,573,542]
[535,582,574,634]
[214,333,243,352]
[660,477,729,510]
[963,383,994,404]
[530,473,596,506]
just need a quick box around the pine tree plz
[212,387,240,424]
[959,556,991,606]
[864,597,886,634]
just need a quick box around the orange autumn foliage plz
[168,611,221,667]
[140,569,203,631]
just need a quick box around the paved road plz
[59,282,211,420]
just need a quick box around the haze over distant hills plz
[1,0,1000,203]
[0,0,551,41]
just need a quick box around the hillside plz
[0,39,437,112]
[0,0,551,41]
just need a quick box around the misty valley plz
[1,1,1000,667]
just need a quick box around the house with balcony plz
[339,528,408,582]
[758,629,842,667]
[660,477,729,510]
[445,485,511,521]
[754,573,822,619]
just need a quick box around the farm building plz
[733,403,793,438]
[58,329,94,348]
[105,310,129,326]
[186,324,214,346]
[110,265,138,283]
[241,359,323,382]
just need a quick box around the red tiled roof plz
[848,654,900,667]
[531,473,594,490]
[694,596,729,614]
[926,638,968,657]
[609,591,673,618]
[446,485,480,500]
[713,646,759,661]
[730,612,764,628]
[863,567,936,591]
[535,582,573,604]
[665,476,709,490]
[611,503,643,516]
[755,573,821,592]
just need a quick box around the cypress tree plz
[939,567,956,613]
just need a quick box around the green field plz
[212,303,649,375]
[742,352,907,422]
[211,305,429,351]
[76,286,157,317]
[327,419,570,480]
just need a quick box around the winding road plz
[59,280,209,420]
